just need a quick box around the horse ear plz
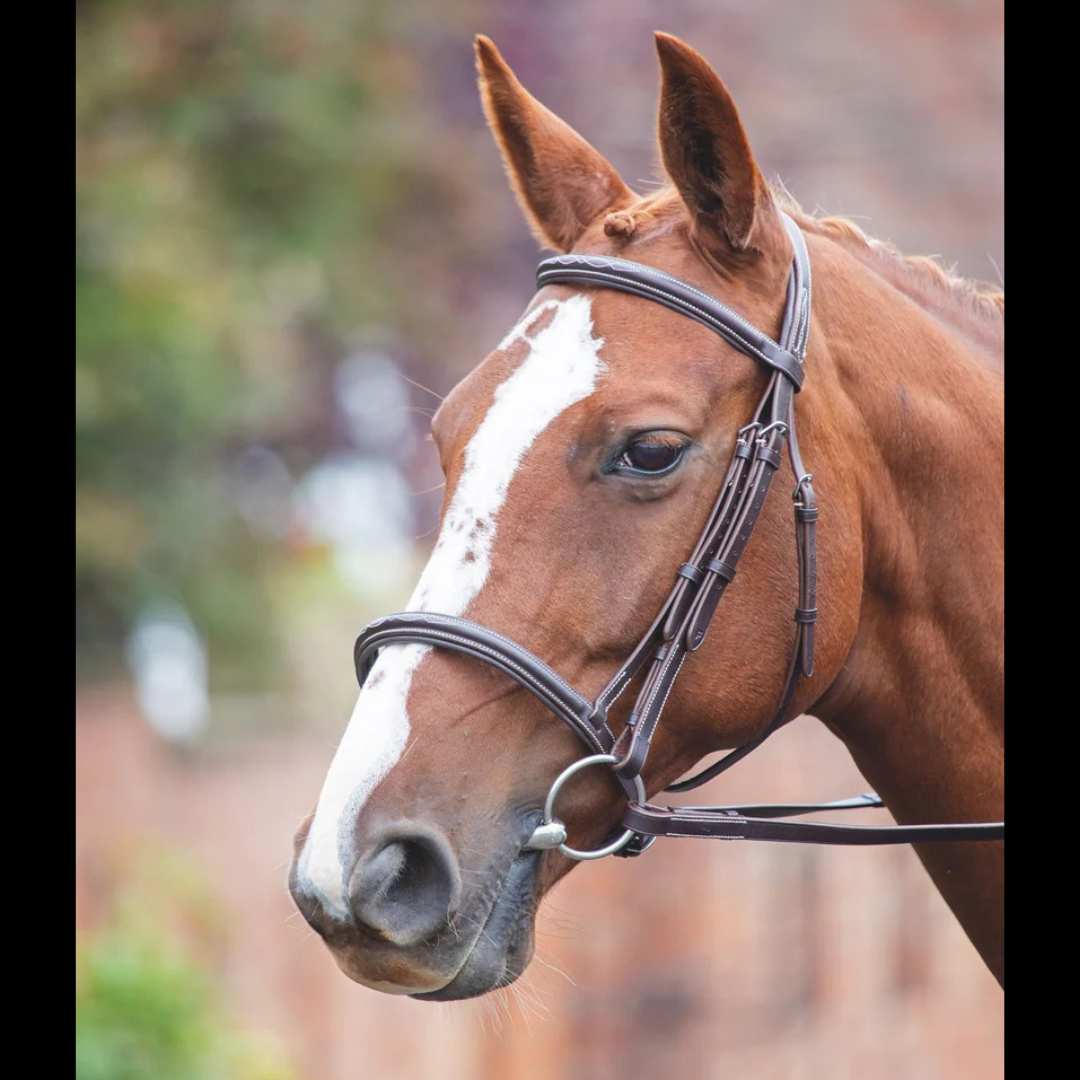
[476,36,634,252]
[655,33,784,261]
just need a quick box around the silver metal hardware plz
[525,753,648,861]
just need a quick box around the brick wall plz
[76,689,1003,1079]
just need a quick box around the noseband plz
[353,213,1005,859]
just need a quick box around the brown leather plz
[354,612,616,756]
[536,252,806,389]
[603,214,813,785]
[622,804,1006,844]
[352,212,1005,852]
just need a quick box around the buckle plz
[756,421,788,442]
[612,832,656,858]
[792,473,815,507]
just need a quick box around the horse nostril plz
[348,828,461,948]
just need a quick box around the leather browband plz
[351,212,1005,855]
[536,253,806,389]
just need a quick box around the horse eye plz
[618,435,686,475]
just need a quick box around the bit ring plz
[527,754,647,861]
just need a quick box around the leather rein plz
[353,213,1005,861]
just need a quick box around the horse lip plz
[304,852,532,998]
[410,849,540,1001]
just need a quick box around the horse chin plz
[411,851,539,1002]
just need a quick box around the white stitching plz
[664,831,742,841]
[540,217,812,381]
[640,652,687,751]
[540,267,778,365]
[542,255,769,341]
[368,614,583,699]
[540,259,804,380]
[358,627,610,750]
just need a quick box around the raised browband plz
[537,253,806,389]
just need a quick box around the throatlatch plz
[352,213,1005,860]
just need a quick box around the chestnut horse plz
[290,34,1004,999]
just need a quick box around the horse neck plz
[806,237,1004,981]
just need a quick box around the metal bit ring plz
[527,754,648,861]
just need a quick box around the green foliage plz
[76,928,293,1080]
[76,848,293,1080]
[76,931,213,1080]
[75,0,425,681]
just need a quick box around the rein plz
[353,213,1005,860]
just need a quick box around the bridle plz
[353,213,1005,860]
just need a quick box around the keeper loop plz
[706,558,738,581]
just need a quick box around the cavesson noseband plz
[353,213,1005,859]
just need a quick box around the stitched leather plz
[694,792,884,818]
[536,255,805,389]
[354,613,616,755]
[623,804,1006,845]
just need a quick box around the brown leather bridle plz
[353,214,1005,859]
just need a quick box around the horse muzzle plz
[289,814,542,999]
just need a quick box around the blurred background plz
[75,2,1004,1077]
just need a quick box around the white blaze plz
[298,296,605,913]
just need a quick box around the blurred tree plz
[75,0,436,684]
[77,1,1003,699]
[76,845,293,1080]
[77,924,292,1080]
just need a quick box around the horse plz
[289,33,1004,1000]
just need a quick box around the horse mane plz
[604,186,1005,364]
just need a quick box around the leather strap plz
[623,803,1006,845]
[611,215,811,785]
[699,792,884,818]
[354,612,616,755]
[537,254,805,389]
